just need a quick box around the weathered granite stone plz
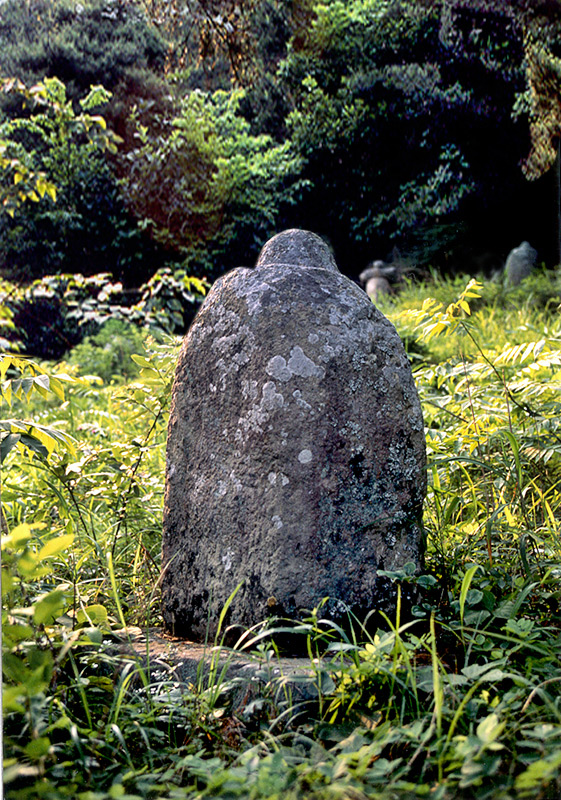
[505,241,537,285]
[162,229,426,642]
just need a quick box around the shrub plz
[5,273,130,359]
[122,88,306,276]
[128,267,209,335]
[5,269,207,359]
[0,75,166,284]
[66,318,149,382]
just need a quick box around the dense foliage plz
[0,0,166,95]
[0,75,172,284]
[121,88,306,275]
[2,269,207,359]
[1,0,561,288]
[3,272,561,798]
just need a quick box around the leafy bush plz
[128,267,209,335]
[4,269,207,359]
[5,273,129,359]
[122,88,307,276]
[66,318,149,383]
[0,76,162,283]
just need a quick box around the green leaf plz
[24,737,51,759]
[504,618,536,638]
[48,376,65,400]
[77,627,104,645]
[37,533,74,561]
[459,565,482,626]
[515,750,561,795]
[416,574,438,587]
[138,367,160,381]
[1,432,20,462]
[1,569,14,596]
[130,354,152,369]
[476,713,506,745]
[19,433,49,460]
[2,622,34,644]
[2,379,12,406]
[2,652,31,684]
[76,604,108,626]
[2,523,36,549]
[465,588,483,606]
[2,685,26,713]
[461,663,507,681]
[33,373,50,397]
[33,589,65,625]
[81,84,112,111]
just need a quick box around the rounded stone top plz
[256,229,339,273]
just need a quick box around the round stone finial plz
[256,229,338,272]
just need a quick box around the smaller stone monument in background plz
[359,260,393,302]
[359,249,410,302]
[505,241,537,285]
[162,229,426,642]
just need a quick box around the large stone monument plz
[162,229,426,642]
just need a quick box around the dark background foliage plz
[1,0,561,333]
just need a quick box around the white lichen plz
[288,346,324,378]
[266,355,292,382]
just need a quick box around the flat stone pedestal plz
[110,627,324,712]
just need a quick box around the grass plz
[3,270,561,799]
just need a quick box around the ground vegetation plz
[3,271,561,798]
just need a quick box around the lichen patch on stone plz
[266,355,292,382]
[298,449,313,464]
[287,346,324,378]
[265,347,324,381]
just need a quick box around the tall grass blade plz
[459,564,482,628]
[430,614,444,783]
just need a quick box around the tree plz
[273,0,558,274]
[517,3,561,264]
[0,0,167,98]
[137,0,279,84]
[418,0,561,262]
[0,0,173,212]
[121,88,306,275]
[0,85,57,218]
[0,77,157,282]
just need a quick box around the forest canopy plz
[1,0,561,284]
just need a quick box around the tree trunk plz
[554,137,561,265]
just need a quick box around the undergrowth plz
[3,271,561,799]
